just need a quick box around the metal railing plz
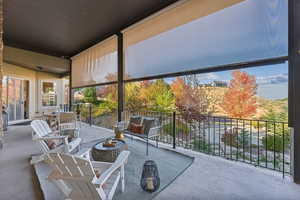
[62,103,117,130]
[124,110,291,177]
[63,104,291,177]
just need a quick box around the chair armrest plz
[93,151,130,186]
[91,161,112,172]
[148,126,161,137]
[75,148,91,159]
[50,130,60,135]
[33,136,69,148]
[34,135,68,140]
[91,161,112,168]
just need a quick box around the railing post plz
[172,111,176,149]
[89,104,92,126]
[76,104,80,114]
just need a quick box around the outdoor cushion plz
[127,116,142,130]
[129,116,142,123]
[45,137,63,150]
[129,123,143,134]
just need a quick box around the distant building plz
[212,81,228,87]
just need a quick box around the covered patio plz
[1,0,300,200]
[1,124,300,200]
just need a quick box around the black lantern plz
[140,160,160,193]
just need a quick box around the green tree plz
[125,82,144,111]
[139,79,174,111]
[153,90,174,112]
[83,87,97,104]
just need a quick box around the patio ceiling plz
[4,0,178,58]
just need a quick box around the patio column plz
[117,33,124,122]
[69,60,72,107]
[289,0,300,184]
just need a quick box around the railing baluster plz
[230,118,233,160]
[243,120,245,162]
[257,121,260,167]
[273,122,276,170]
[213,117,216,156]
[282,123,285,177]
[224,118,227,158]
[89,103,92,126]
[250,120,253,163]
[219,118,221,156]
[266,121,268,168]
[208,117,211,154]
[236,119,239,161]
[172,111,176,149]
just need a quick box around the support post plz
[117,33,124,122]
[289,0,300,184]
[69,59,73,111]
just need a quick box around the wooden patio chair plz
[46,151,130,200]
[30,120,82,164]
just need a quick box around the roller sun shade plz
[123,0,287,80]
[123,0,245,48]
[71,36,117,88]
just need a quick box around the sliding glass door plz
[4,77,25,121]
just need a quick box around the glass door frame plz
[3,76,28,121]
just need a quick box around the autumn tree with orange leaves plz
[221,70,257,118]
[171,77,207,121]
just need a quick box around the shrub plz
[193,139,212,153]
[221,128,250,148]
[162,120,190,136]
[262,134,290,152]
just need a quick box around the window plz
[41,81,57,106]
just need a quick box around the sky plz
[181,62,288,100]
[123,0,288,100]
[163,61,288,100]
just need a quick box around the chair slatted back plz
[59,112,76,124]
[59,112,79,135]
[31,120,53,152]
[47,153,101,200]
[31,120,52,137]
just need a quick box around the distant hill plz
[255,97,288,120]
[209,86,288,121]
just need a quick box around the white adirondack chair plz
[31,120,82,164]
[46,151,130,200]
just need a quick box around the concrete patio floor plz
[153,145,300,200]
[0,125,43,200]
[0,124,300,200]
